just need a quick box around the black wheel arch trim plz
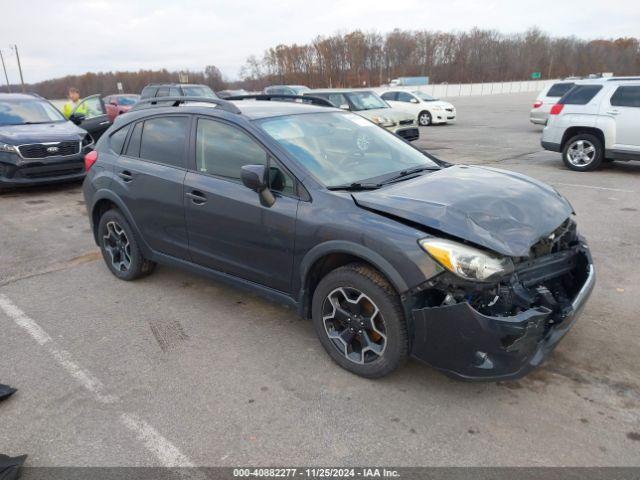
[297,240,410,318]
[88,189,153,258]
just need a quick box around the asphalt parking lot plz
[1,91,639,467]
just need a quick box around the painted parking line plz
[553,182,635,193]
[0,294,199,470]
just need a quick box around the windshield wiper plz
[379,166,439,185]
[327,182,381,191]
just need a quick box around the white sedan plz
[380,90,456,126]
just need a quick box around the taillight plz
[84,150,98,171]
[533,100,543,108]
[550,104,564,115]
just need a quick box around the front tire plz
[97,209,155,281]
[562,134,603,171]
[418,111,432,126]
[311,263,408,378]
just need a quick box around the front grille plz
[399,119,414,125]
[397,128,419,141]
[18,141,80,159]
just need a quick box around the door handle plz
[607,109,620,115]
[186,190,207,205]
[118,170,133,182]
[99,120,111,125]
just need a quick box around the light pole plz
[0,49,10,93]
[12,44,25,93]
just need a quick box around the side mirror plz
[241,164,275,207]
[339,104,350,110]
[69,112,85,125]
[410,98,419,104]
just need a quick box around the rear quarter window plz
[109,125,130,154]
[546,83,575,97]
[559,85,603,105]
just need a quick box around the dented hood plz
[352,165,574,257]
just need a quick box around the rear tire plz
[97,209,156,281]
[311,263,408,378]
[562,133,603,171]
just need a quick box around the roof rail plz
[226,94,334,108]
[606,77,640,81]
[131,96,242,114]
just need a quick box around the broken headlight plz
[419,238,514,282]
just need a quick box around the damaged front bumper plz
[410,245,595,381]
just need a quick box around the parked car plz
[83,96,594,380]
[380,90,456,126]
[389,76,429,87]
[530,82,576,125]
[541,79,640,171]
[305,89,419,141]
[140,83,217,100]
[104,94,140,122]
[263,85,311,96]
[216,89,248,99]
[0,93,97,188]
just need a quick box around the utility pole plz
[0,49,10,93]
[13,44,25,92]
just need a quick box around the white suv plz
[380,90,456,126]
[541,79,640,171]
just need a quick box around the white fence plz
[372,79,559,98]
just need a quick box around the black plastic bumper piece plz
[541,140,561,152]
[0,153,86,187]
[410,264,595,381]
[397,128,420,142]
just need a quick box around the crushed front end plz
[410,220,595,380]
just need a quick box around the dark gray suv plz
[82,96,595,381]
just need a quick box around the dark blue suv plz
[82,96,595,381]
[0,93,110,188]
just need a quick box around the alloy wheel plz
[321,287,387,364]
[419,112,431,126]
[566,139,596,167]
[102,221,132,272]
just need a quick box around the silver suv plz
[530,81,575,125]
[541,79,640,171]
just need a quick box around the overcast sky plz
[2,0,638,84]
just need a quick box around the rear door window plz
[546,83,575,97]
[610,86,640,107]
[380,92,397,101]
[559,85,603,105]
[139,116,190,168]
[156,87,170,97]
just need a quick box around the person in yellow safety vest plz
[62,87,88,119]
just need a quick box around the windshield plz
[0,98,66,125]
[345,91,388,111]
[413,91,437,101]
[258,112,439,187]
[182,86,217,98]
[116,96,139,106]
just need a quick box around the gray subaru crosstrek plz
[82,96,595,381]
